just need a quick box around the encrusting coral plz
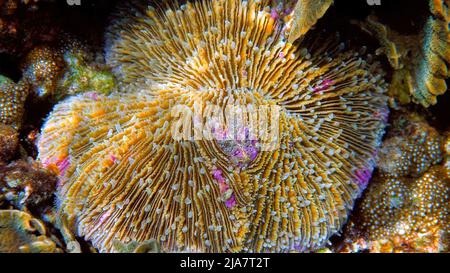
[0,209,62,253]
[337,113,449,253]
[22,43,116,101]
[22,46,66,98]
[359,0,450,107]
[38,0,388,252]
[0,42,116,131]
[376,112,444,176]
[0,75,29,129]
[0,124,19,163]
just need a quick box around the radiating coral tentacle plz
[40,0,388,252]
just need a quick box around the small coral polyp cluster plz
[339,113,449,253]
[38,0,389,252]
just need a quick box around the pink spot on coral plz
[225,194,236,208]
[354,168,373,189]
[43,156,70,176]
[271,8,279,20]
[279,52,285,59]
[110,154,117,163]
[212,169,226,184]
[97,209,113,225]
[56,157,70,175]
[86,92,100,101]
[212,168,236,208]
[313,79,334,93]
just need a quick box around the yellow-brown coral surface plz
[286,0,333,43]
[0,210,61,253]
[339,114,449,253]
[360,0,450,107]
[38,0,388,252]
[0,75,29,129]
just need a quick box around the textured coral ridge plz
[39,0,388,252]
[0,210,61,253]
[339,114,449,253]
[361,0,450,107]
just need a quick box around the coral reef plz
[377,112,444,176]
[0,209,61,253]
[359,0,450,107]
[22,44,116,100]
[0,75,29,129]
[0,124,19,163]
[22,46,66,98]
[0,160,58,209]
[337,113,449,253]
[39,0,388,252]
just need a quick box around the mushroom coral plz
[38,0,388,252]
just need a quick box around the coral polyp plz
[0,75,29,129]
[339,113,449,253]
[38,0,388,252]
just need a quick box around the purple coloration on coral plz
[246,145,258,161]
[225,194,236,208]
[212,168,225,184]
[354,167,373,189]
[85,92,100,101]
[313,79,334,93]
[271,8,279,20]
[56,156,70,176]
[211,168,236,208]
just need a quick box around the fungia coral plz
[38,0,388,252]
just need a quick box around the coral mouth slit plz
[38,0,388,252]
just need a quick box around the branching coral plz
[0,209,62,253]
[39,0,388,252]
[338,113,449,253]
[359,0,450,107]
